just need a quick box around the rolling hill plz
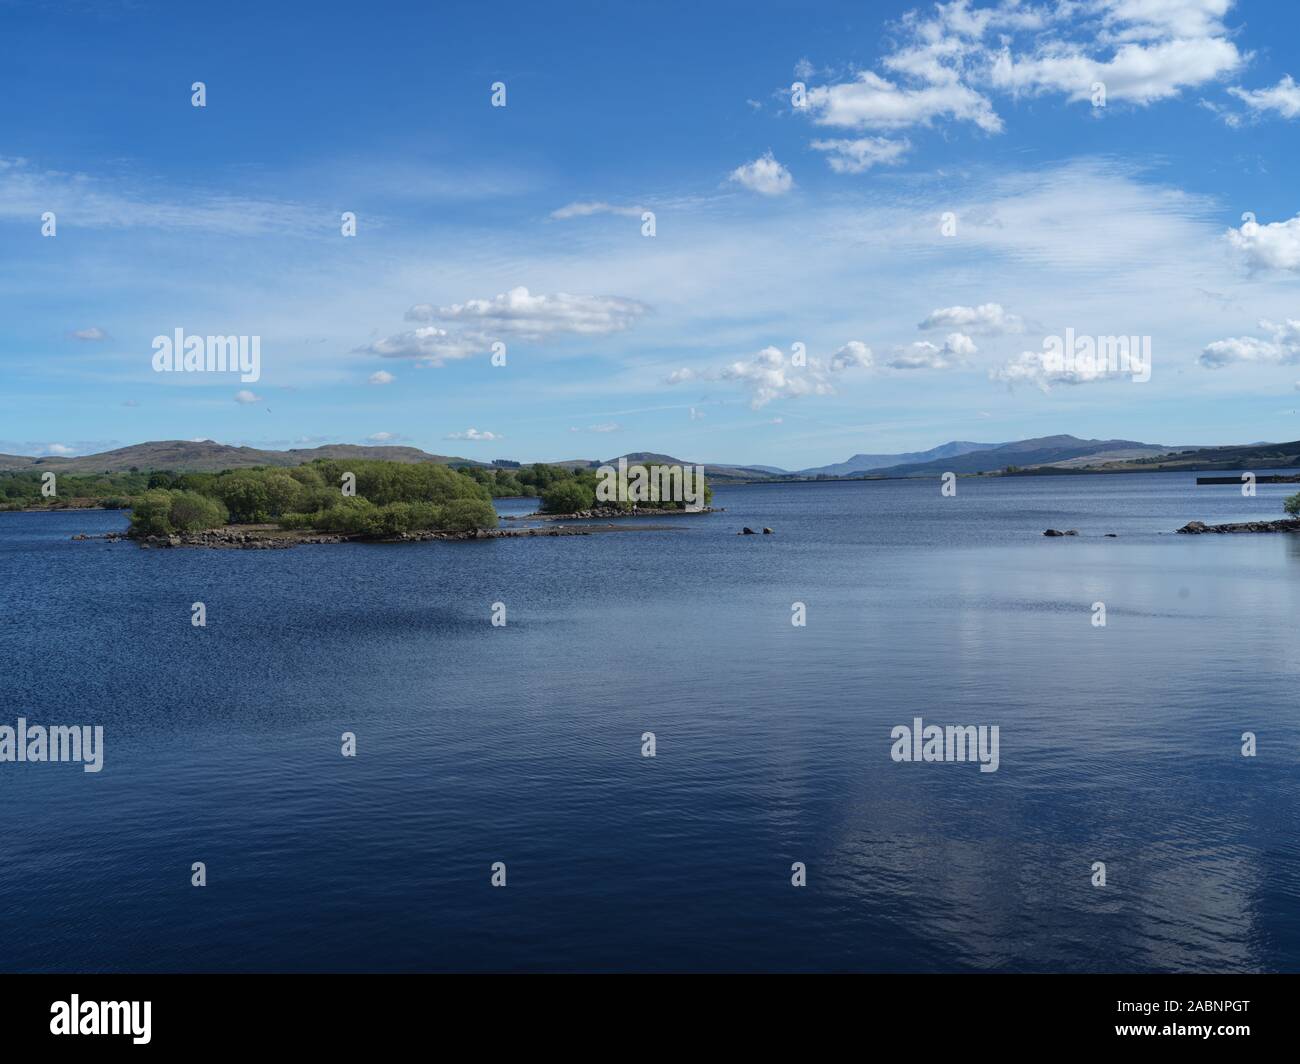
[0,440,485,473]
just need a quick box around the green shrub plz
[540,480,595,514]
[168,491,228,532]
[1285,492,1299,518]
[439,497,499,531]
[129,490,177,536]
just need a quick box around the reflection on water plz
[0,471,1297,971]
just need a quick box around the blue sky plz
[3,0,1300,468]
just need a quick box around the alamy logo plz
[1042,328,1150,383]
[151,329,261,382]
[0,718,103,772]
[890,717,1000,773]
[595,458,705,511]
[50,995,150,1044]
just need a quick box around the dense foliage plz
[1286,492,1299,518]
[121,460,502,536]
[0,469,144,510]
[538,464,712,514]
[3,457,711,532]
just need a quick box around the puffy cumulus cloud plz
[729,152,795,196]
[368,370,395,384]
[796,0,1245,150]
[444,428,502,441]
[666,340,872,409]
[1200,319,1300,367]
[989,0,1244,105]
[1228,75,1300,120]
[887,333,976,369]
[720,345,832,407]
[356,326,488,367]
[991,36,1243,105]
[433,286,648,338]
[809,136,910,173]
[367,432,403,443]
[990,350,1116,390]
[805,71,1003,133]
[918,302,1024,334]
[234,390,262,404]
[1226,215,1300,272]
[829,340,873,370]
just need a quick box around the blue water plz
[1,472,1298,972]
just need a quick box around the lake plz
[2,471,1298,972]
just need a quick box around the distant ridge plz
[871,435,1171,476]
[5,436,1293,480]
[799,441,1000,477]
[0,440,485,473]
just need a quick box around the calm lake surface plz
[2,472,1298,972]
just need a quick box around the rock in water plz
[762,527,773,534]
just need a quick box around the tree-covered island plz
[1,458,712,541]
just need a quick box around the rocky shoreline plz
[74,522,685,550]
[1176,519,1300,535]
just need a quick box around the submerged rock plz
[1043,529,1078,537]
[762,527,773,534]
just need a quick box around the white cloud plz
[796,0,1245,152]
[550,201,645,219]
[1201,319,1300,367]
[991,37,1243,105]
[689,406,704,420]
[356,326,487,366]
[433,286,648,338]
[729,152,795,196]
[1226,214,1300,272]
[990,349,1118,390]
[810,136,910,173]
[369,370,395,385]
[1228,75,1300,119]
[829,340,873,370]
[234,390,261,404]
[919,302,1024,334]
[587,423,621,433]
[668,341,871,409]
[887,333,975,369]
[69,326,107,341]
[806,71,1002,132]
[444,428,502,441]
[367,432,401,442]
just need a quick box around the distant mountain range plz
[798,441,1001,477]
[2,435,1297,480]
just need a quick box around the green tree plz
[1285,492,1299,518]
[439,497,498,531]
[540,479,595,514]
[168,491,228,532]
[129,490,177,535]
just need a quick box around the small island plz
[1177,491,1300,535]
[3,458,714,548]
